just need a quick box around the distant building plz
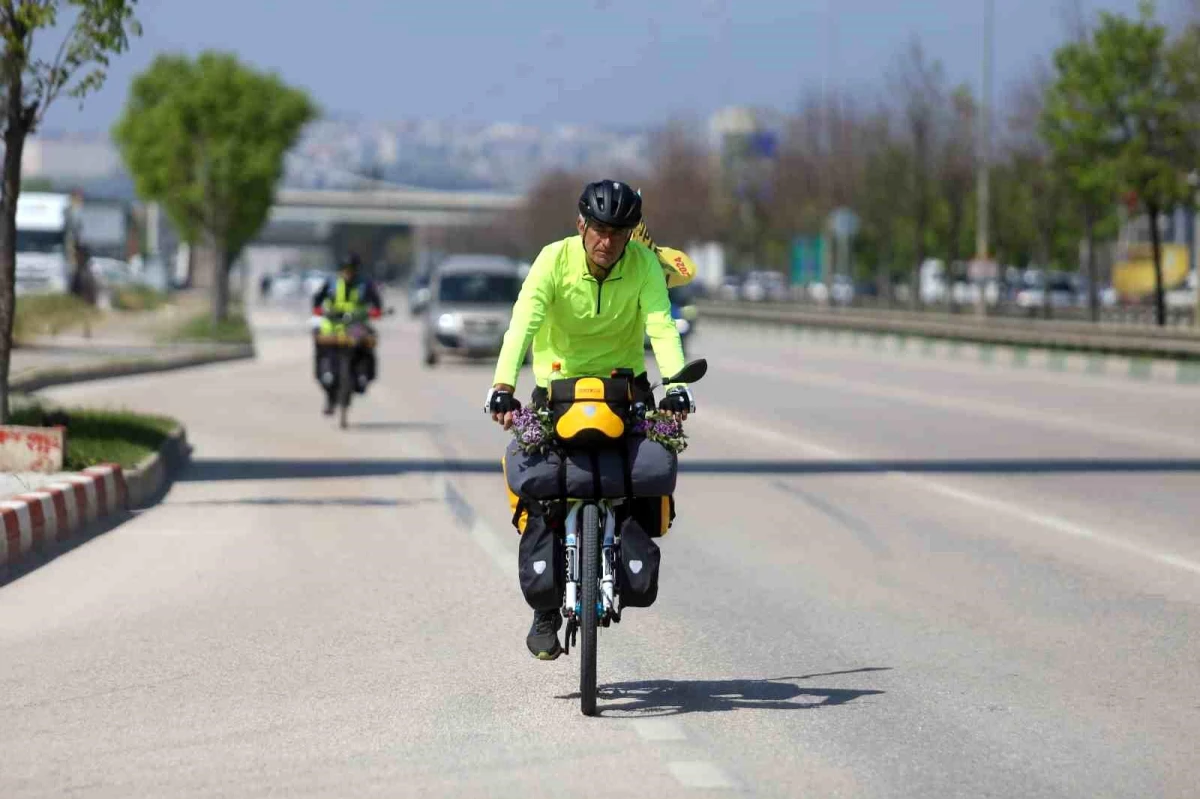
[708,106,781,164]
[17,117,657,195]
[708,106,760,149]
[22,136,121,181]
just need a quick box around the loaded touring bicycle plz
[502,359,708,716]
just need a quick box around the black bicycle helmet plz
[578,179,642,229]
[340,251,362,271]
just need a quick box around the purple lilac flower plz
[653,421,680,437]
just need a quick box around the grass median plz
[166,310,252,344]
[111,284,169,312]
[13,294,102,342]
[10,403,178,471]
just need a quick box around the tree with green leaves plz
[1034,43,1116,321]
[1042,0,1200,325]
[113,51,316,323]
[0,0,140,423]
[856,129,916,300]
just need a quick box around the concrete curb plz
[10,343,256,393]
[0,425,191,568]
[710,317,1200,387]
[126,426,192,509]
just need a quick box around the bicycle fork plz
[562,501,621,654]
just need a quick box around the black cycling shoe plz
[526,608,563,660]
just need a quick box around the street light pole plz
[975,0,994,314]
[976,0,993,261]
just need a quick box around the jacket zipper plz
[592,275,621,315]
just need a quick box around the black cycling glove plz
[485,387,521,414]
[659,386,695,414]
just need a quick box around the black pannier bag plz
[516,501,565,610]
[503,436,677,500]
[617,514,661,608]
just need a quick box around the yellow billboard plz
[1112,243,1190,300]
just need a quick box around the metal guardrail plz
[828,300,1197,328]
[696,300,1200,359]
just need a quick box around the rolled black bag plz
[504,436,677,500]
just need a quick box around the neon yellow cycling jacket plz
[493,235,686,390]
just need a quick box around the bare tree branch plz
[36,14,85,123]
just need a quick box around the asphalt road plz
[2,305,1198,798]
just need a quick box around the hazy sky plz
[40,0,1165,135]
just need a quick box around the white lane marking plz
[629,718,688,742]
[410,427,514,574]
[434,474,511,573]
[704,406,1200,578]
[668,761,736,789]
[705,411,844,459]
[903,475,1200,577]
[469,516,511,573]
[719,357,1200,453]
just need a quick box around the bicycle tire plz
[580,502,600,716]
[337,353,352,429]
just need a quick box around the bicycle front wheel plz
[580,502,600,716]
[337,352,352,429]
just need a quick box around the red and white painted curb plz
[0,464,128,568]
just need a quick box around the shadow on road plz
[167,496,434,508]
[556,668,890,717]
[178,457,1200,482]
[344,421,446,433]
[0,508,138,589]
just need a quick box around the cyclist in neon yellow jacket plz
[311,252,383,415]
[485,179,696,660]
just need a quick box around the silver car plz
[421,255,523,366]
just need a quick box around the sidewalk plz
[11,291,218,382]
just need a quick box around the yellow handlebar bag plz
[550,376,632,448]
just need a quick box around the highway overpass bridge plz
[247,185,527,280]
[265,187,524,233]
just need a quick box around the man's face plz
[577,216,632,269]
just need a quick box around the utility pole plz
[823,0,837,289]
[975,0,994,313]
